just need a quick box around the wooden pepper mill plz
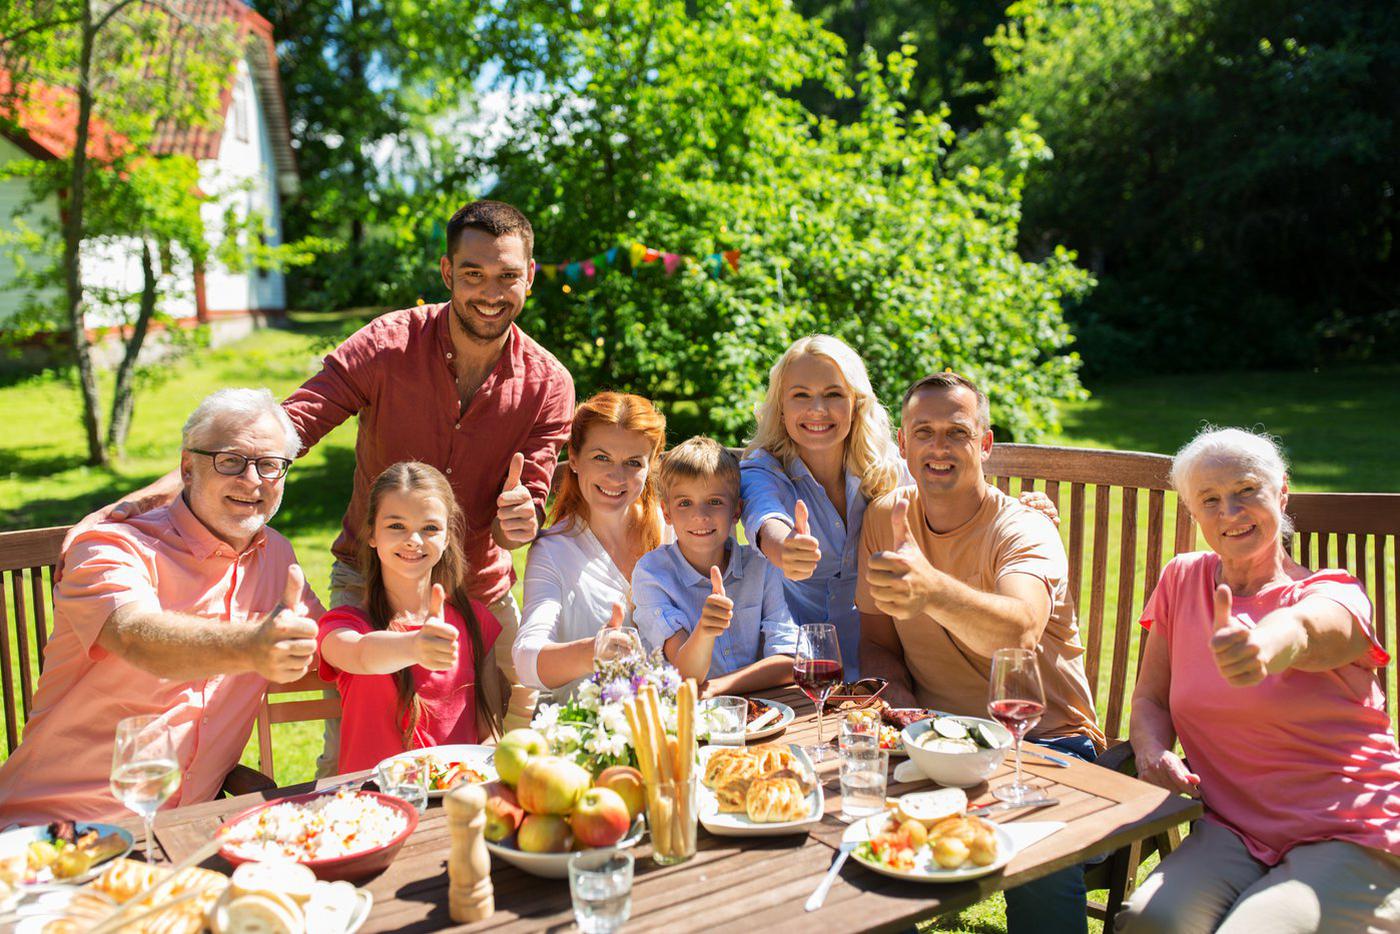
[445,783,494,922]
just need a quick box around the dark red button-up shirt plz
[283,303,575,604]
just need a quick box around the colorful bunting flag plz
[530,241,743,291]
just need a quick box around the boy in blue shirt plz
[633,438,798,695]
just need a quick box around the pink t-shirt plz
[1141,552,1400,864]
[317,602,501,774]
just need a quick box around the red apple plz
[516,813,572,853]
[482,781,524,843]
[495,728,548,787]
[569,787,632,848]
[595,766,646,821]
[516,756,591,815]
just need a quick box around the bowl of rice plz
[218,789,418,881]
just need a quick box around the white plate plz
[0,822,134,886]
[210,880,373,934]
[375,744,496,798]
[484,816,645,879]
[842,810,1017,882]
[746,699,795,740]
[696,744,823,836]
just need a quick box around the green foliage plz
[475,0,1089,441]
[977,0,1400,375]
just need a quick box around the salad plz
[857,811,1000,873]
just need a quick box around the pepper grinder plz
[445,782,494,922]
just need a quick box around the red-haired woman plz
[513,392,668,699]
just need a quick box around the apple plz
[516,756,592,815]
[517,813,572,853]
[495,728,547,787]
[569,787,632,848]
[595,765,646,821]
[482,781,524,843]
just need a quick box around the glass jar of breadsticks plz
[624,679,699,866]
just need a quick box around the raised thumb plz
[282,564,305,609]
[1213,584,1234,633]
[429,582,446,619]
[710,565,725,596]
[890,497,914,551]
[504,451,525,491]
[606,602,625,629]
[793,499,810,536]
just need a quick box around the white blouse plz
[513,519,637,700]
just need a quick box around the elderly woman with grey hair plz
[0,388,324,823]
[1117,427,1400,933]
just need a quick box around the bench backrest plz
[985,444,1399,742]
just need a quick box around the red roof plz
[0,0,296,182]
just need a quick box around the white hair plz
[1171,425,1293,535]
[182,388,301,459]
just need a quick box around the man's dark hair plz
[901,371,991,431]
[445,200,534,259]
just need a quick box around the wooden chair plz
[255,671,340,780]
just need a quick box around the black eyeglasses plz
[187,448,292,480]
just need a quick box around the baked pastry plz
[703,749,760,789]
[749,745,800,775]
[762,766,815,796]
[714,776,753,813]
[92,857,165,902]
[744,776,809,823]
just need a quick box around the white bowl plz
[484,816,645,879]
[901,716,1010,789]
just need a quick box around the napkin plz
[1002,821,1065,851]
[893,759,925,784]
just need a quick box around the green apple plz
[516,756,592,815]
[495,728,547,787]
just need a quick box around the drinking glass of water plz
[569,850,634,934]
[109,714,180,863]
[703,696,747,747]
[376,758,430,813]
[839,744,888,822]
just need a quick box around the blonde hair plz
[659,437,741,500]
[549,392,668,553]
[746,335,902,501]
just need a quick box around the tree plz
[0,0,237,465]
[476,0,1090,441]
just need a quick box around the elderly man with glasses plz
[0,389,324,824]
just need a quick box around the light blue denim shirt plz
[740,449,893,678]
[632,539,798,677]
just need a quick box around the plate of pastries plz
[696,743,823,836]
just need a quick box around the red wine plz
[988,699,1045,739]
[794,658,843,704]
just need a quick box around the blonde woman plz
[743,336,1057,677]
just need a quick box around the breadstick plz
[645,688,674,784]
[624,702,656,787]
[677,679,696,785]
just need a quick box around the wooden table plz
[152,687,1200,932]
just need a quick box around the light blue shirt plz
[632,539,798,677]
[740,449,874,677]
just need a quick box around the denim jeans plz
[1001,733,1100,934]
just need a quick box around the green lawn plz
[0,317,1394,933]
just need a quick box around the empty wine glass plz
[109,715,180,863]
[988,648,1047,805]
[794,623,843,763]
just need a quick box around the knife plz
[1019,745,1072,768]
[806,840,856,911]
[968,796,1058,818]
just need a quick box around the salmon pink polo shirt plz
[0,497,325,825]
[282,306,575,605]
[317,602,502,773]
[1142,552,1400,864]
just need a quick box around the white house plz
[0,0,298,352]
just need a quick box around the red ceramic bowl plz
[218,790,419,882]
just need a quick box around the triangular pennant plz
[582,259,597,278]
[540,265,558,282]
[565,262,583,284]
[723,250,741,273]
[643,248,661,264]
[662,253,683,275]
[605,247,619,266]
[630,242,647,267]
[703,254,723,279]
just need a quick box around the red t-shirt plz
[317,602,502,773]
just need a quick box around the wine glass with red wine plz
[794,623,843,762]
[988,647,1047,804]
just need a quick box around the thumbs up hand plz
[866,498,938,620]
[495,452,538,547]
[1207,584,1300,687]
[778,499,822,581]
[697,566,735,637]
[593,602,642,661]
[250,564,319,683]
[413,583,459,671]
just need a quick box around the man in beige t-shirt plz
[856,373,1103,749]
[857,372,1104,934]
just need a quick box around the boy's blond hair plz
[659,437,741,500]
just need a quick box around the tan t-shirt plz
[857,485,1104,749]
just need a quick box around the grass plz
[1,316,1395,932]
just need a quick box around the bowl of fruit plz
[480,729,648,879]
[901,716,1010,788]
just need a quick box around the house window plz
[232,82,250,143]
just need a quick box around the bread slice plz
[895,788,967,828]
